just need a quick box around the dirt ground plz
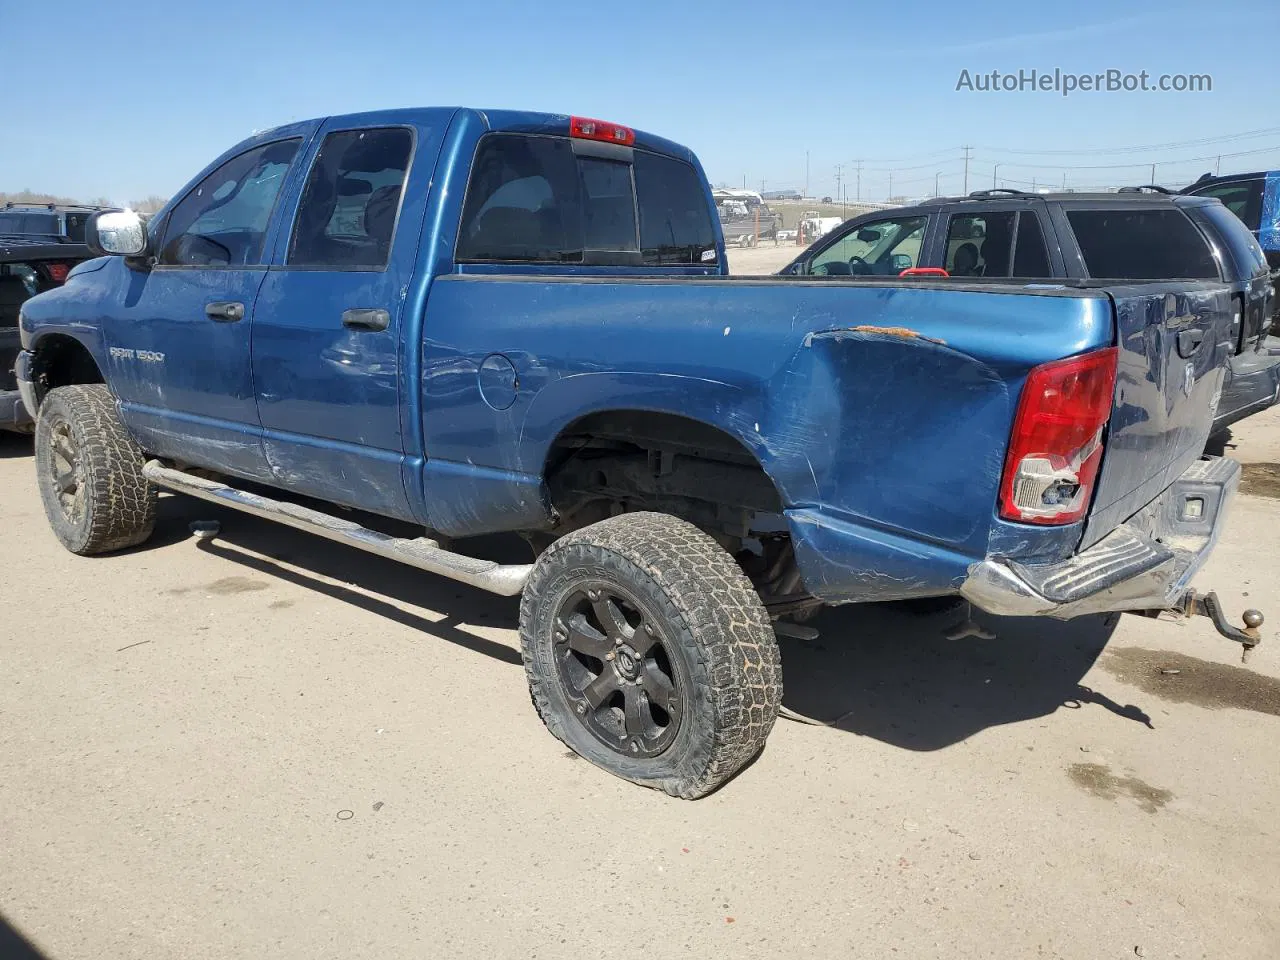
[3,399,1280,959]
[726,241,805,274]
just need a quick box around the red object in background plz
[899,267,950,278]
[43,262,70,283]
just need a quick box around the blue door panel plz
[251,115,448,522]
[103,266,271,478]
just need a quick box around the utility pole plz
[743,174,747,190]
[1032,176,1037,192]
[1062,172,1067,190]
[962,145,973,195]
[854,159,862,201]
[934,170,941,197]
[888,170,893,200]
[1149,162,1156,184]
[834,164,843,204]
[805,150,810,198]
[760,179,766,194]
[993,163,1001,189]
[1215,155,1221,175]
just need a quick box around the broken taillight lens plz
[999,347,1118,525]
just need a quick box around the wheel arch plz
[24,333,106,411]
[541,407,796,512]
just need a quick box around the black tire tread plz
[35,384,156,555]
[520,512,781,798]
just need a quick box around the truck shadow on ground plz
[0,913,48,960]
[151,495,1147,753]
[151,494,523,666]
[779,604,1146,750]
[0,432,33,459]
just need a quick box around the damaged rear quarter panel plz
[420,276,1112,585]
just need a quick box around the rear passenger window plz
[456,133,717,266]
[1012,213,1051,277]
[1066,209,1219,279]
[288,127,414,269]
[944,213,1016,276]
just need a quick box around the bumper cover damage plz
[962,456,1263,657]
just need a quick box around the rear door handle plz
[205,301,245,322]
[342,308,390,332]
[1177,328,1205,358]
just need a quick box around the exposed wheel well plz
[542,411,811,613]
[27,335,104,409]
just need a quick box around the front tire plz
[35,384,156,555]
[520,513,782,799]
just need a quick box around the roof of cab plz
[251,107,698,167]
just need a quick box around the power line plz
[981,143,1280,171]
[975,125,1280,157]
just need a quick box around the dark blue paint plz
[1082,283,1232,548]
[14,106,1236,605]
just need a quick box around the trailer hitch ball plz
[1182,591,1265,663]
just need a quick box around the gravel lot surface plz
[2,383,1278,960]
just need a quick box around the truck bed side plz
[418,276,1115,599]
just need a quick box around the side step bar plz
[142,461,533,597]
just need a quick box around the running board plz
[141,461,532,597]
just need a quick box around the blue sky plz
[4,0,1278,202]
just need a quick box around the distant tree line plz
[1,190,168,214]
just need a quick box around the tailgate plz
[1081,282,1233,548]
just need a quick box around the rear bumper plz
[1212,339,1280,434]
[962,456,1238,619]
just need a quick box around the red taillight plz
[44,262,70,283]
[999,347,1118,526]
[570,116,635,147]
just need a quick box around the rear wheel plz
[35,385,156,555]
[520,512,781,798]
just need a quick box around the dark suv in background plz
[780,189,1277,437]
[0,202,115,242]
[1,235,95,430]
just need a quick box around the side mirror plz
[86,210,150,258]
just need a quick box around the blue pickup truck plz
[14,107,1264,797]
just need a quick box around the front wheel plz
[520,513,782,798]
[35,384,156,555]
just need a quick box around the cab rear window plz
[1066,209,1219,280]
[456,133,717,266]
